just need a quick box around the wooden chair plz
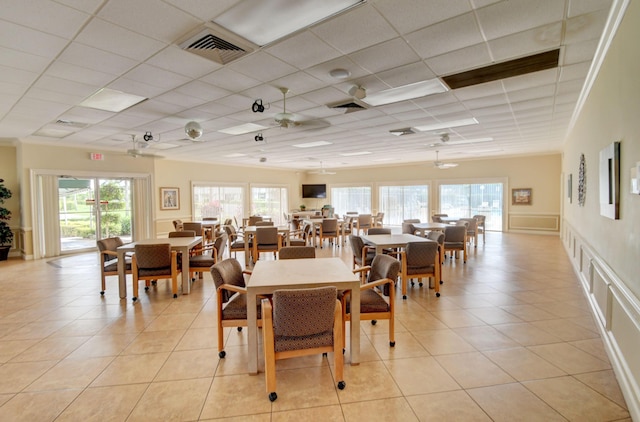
[444,225,467,263]
[473,214,486,244]
[262,286,344,402]
[348,235,375,276]
[459,217,478,247]
[188,233,227,281]
[210,258,260,358]
[96,237,131,295]
[131,243,180,301]
[342,254,400,348]
[252,226,282,261]
[393,241,441,298]
[278,246,316,259]
[373,212,385,227]
[432,214,448,223]
[223,225,249,259]
[317,218,338,248]
[356,214,372,235]
[427,230,445,266]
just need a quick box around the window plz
[379,184,429,226]
[192,184,244,223]
[250,186,288,225]
[439,182,503,231]
[331,186,371,216]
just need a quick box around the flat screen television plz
[302,184,327,198]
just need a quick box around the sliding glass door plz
[58,177,132,252]
[379,184,429,226]
[438,182,503,231]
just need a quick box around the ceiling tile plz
[350,37,421,74]
[0,20,68,58]
[371,0,471,35]
[75,18,166,60]
[146,46,221,79]
[405,12,484,59]
[0,46,52,73]
[1,0,89,38]
[265,32,342,70]
[374,62,437,88]
[568,0,613,17]
[57,43,138,75]
[476,0,565,41]
[564,9,610,44]
[311,4,397,54]
[488,23,563,62]
[45,62,117,87]
[227,51,297,83]
[123,64,191,90]
[200,67,261,92]
[426,43,492,76]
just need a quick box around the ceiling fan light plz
[185,121,203,140]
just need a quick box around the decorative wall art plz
[599,141,620,219]
[631,162,640,194]
[160,187,180,210]
[578,153,586,206]
[512,188,532,205]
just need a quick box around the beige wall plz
[563,0,640,298]
[0,144,20,255]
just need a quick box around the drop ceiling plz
[0,0,616,171]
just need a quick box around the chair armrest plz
[352,266,372,275]
[242,270,253,275]
[219,284,247,294]
[361,278,394,290]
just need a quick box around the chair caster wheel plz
[419,282,423,287]
[390,341,395,347]
[440,280,443,284]
[100,291,105,296]
[410,281,414,286]
[269,392,277,402]
[132,297,137,302]
[151,281,157,286]
[371,320,377,325]
[218,351,226,358]
[173,294,177,298]
[237,327,243,332]
[403,295,407,300]
[338,381,346,390]
[436,292,440,297]
[323,352,328,357]
[144,286,149,291]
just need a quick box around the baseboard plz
[563,220,640,420]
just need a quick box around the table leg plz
[244,235,250,267]
[180,246,190,295]
[247,288,258,374]
[350,286,360,365]
[117,250,126,299]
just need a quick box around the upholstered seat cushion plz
[138,266,172,277]
[104,259,131,272]
[221,293,262,320]
[342,289,390,314]
[189,254,215,267]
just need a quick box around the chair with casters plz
[356,214,372,235]
[252,226,282,262]
[459,217,478,247]
[393,241,441,299]
[254,220,274,226]
[427,230,445,266]
[343,254,400,348]
[444,225,467,263]
[432,214,448,223]
[288,221,312,247]
[224,225,250,260]
[188,233,228,281]
[348,235,375,275]
[278,246,316,260]
[210,258,260,358]
[402,222,418,235]
[247,215,263,226]
[262,286,344,402]
[168,230,200,262]
[473,214,486,244]
[367,227,391,235]
[373,211,385,227]
[172,219,183,231]
[96,237,131,296]
[403,219,421,223]
[131,243,181,301]
[317,218,338,248]
[182,222,205,253]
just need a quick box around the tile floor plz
[0,232,631,421]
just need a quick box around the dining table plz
[412,222,450,236]
[302,217,348,248]
[242,225,291,266]
[360,233,433,255]
[116,236,203,299]
[246,257,360,375]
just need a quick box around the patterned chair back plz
[367,254,400,296]
[168,230,196,238]
[210,258,245,303]
[367,227,391,235]
[134,244,171,270]
[279,246,316,260]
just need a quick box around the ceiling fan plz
[427,133,493,148]
[126,134,163,158]
[308,161,336,175]
[272,87,330,130]
[433,150,458,169]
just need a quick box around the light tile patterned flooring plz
[0,232,631,421]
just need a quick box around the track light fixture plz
[254,133,264,142]
[143,131,154,142]
[252,99,265,113]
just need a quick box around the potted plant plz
[299,204,306,211]
[0,178,13,261]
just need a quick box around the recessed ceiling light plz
[33,128,73,138]
[362,78,448,106]
[414,118,479,132]
[79,88,147,112]
[329,68,351,79]
[340,151,372,156]
[213,0,364,46]
[292,141,333,148]
[224,153,247,158]
[218,123,268,135]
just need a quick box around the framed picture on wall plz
[567,174,573,203]
[160,187,180,210]
[512,188,532,205]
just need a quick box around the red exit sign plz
[90,153,104,161]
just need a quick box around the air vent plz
[389,127,416,136]
[55,119,88,129]
[327,99,368,114]
[442,49,560,90]
[177,26,256,65]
